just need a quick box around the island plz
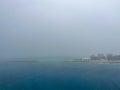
[64,53,120,64]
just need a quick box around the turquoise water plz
[0,59,120,90]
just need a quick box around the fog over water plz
[0,0,120,58]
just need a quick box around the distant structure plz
[89,53,120,60]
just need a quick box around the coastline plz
[64,59,120,64]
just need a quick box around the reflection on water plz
[0,59,120,90]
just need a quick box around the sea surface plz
[0,58,120,90]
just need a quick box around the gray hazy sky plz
[0,0,120,58]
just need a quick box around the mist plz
[0,0,120,58]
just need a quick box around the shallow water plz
[0,59,120,90]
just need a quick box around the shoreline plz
[64,59,120,64]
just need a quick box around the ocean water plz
[0,59,120,90]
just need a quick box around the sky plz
[0,0,120,58]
